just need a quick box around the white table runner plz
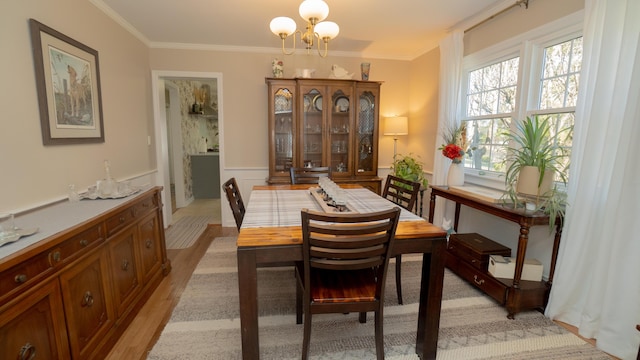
[242,188,423,229]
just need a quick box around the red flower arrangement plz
[442,143,464,163]
[439,123,468,164]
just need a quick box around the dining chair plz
[222,177,245,230]
[296,207,401,360]
[289,166,330,184]
[382,175,421,305]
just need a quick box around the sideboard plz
[428,185,561,319]
[0,186,171,359]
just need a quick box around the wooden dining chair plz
[290,166,331,184]
[222,177,245,230]
[296,207,401,360]
[382,175,421,305]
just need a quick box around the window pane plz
[540,37,583,110]
[466,56,519,117]
[540,77,567,109]
[463,117,510,172]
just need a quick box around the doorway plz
[151,71,224,227]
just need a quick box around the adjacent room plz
[1,0,638,359]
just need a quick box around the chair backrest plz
[382,175,421,212]
[301,207,401,294]
[222,177,245,230]
[290,167,331,184]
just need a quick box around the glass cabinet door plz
[355,88,378,175]
[329,89,351,176]
[301,87,324,168]
[273,87,294,175]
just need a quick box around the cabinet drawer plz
[105,195,157,237]
[0,252,54,305]
[50,224,105,267]
[134,193,157,218]
[448,233,511,271]
[456,260,508,304]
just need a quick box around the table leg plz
[238,248,260,360]
[415,239,446,360]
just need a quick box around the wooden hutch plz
[266,78,383,194]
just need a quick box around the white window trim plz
[459,10,584,190]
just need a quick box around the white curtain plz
[432,30,464,228]
[545,0,640,359]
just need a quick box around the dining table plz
[236,184,447,359]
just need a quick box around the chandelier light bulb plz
[270,17,297,37]
[299,0,329,23]
[314,21,339,40]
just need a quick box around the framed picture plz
[29,19,104,145]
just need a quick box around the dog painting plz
[49,47,94,128]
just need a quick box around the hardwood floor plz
[105,200,233,360]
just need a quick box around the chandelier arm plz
[280,30,301,55]
[316,35,329,58]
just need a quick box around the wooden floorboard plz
[105,224,238,360]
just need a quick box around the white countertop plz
[0,185,153,261]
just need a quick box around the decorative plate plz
[335,96,349,112]
[313,95,323,111]
[360,97,372,112]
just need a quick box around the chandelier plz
[269,0,339,58]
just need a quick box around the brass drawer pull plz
[119,216,126,223]
[19,342,36,360]
[81,291,94,307]
[473,275,485,286]
[145,239,153,249]
[121,259,129,271]
[80,239,89,246]
[48,250,61,265]
[14,274,28,284]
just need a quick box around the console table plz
[428,185,562,319]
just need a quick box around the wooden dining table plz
[236,184,447,359]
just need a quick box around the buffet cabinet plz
[266,78,383,194]
[0,187,171,359]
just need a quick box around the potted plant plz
[391,153,428,188]
[503,116,571,229]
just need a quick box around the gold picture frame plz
[29,19,104,145]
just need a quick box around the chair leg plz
[359,312,367,323]
[395,255,403,305]
[302,311,312,360]
[295,269,303,324]
[374,309,384,360]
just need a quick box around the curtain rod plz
[464,0,529,33]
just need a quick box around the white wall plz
[0,0,157,214]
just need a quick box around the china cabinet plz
[266,78,382,193]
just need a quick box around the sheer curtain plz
[432,30,463,228]
[545,0,640,358]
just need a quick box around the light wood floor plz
[105,199,612,360]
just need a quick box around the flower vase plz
[447,162,465,186]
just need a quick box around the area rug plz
[164,215,215,249]
[148,237,610,359]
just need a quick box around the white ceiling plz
[92,0,511,60]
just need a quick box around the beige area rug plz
[148,237,611,359]
[164,215,215,249]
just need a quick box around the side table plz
[428,185,562,319]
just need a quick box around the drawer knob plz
[121,259,129,271]
[81,291,94,307]
[80,239,89,246]
[48,250,61,265]
[19,342,36,360]
[473,275,485,286]
[14,274,28,284]
[145,239,153,249]
[119,216,126,223]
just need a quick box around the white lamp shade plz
[384,116,409,136]
[299,0,329,22]
[314,21,339,40]
[270,17,297,36]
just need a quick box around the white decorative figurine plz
[329,64,353,79]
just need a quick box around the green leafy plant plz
[391,153,427,188]
[503,116,571,230]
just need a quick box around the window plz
[460,20,582,186]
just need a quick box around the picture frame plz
[29,19,104,145]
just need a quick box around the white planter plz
[447,162,465,186]
[516,166,554,197]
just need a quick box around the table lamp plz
[383,116,408,158]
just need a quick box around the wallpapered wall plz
[167,79,218,201]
